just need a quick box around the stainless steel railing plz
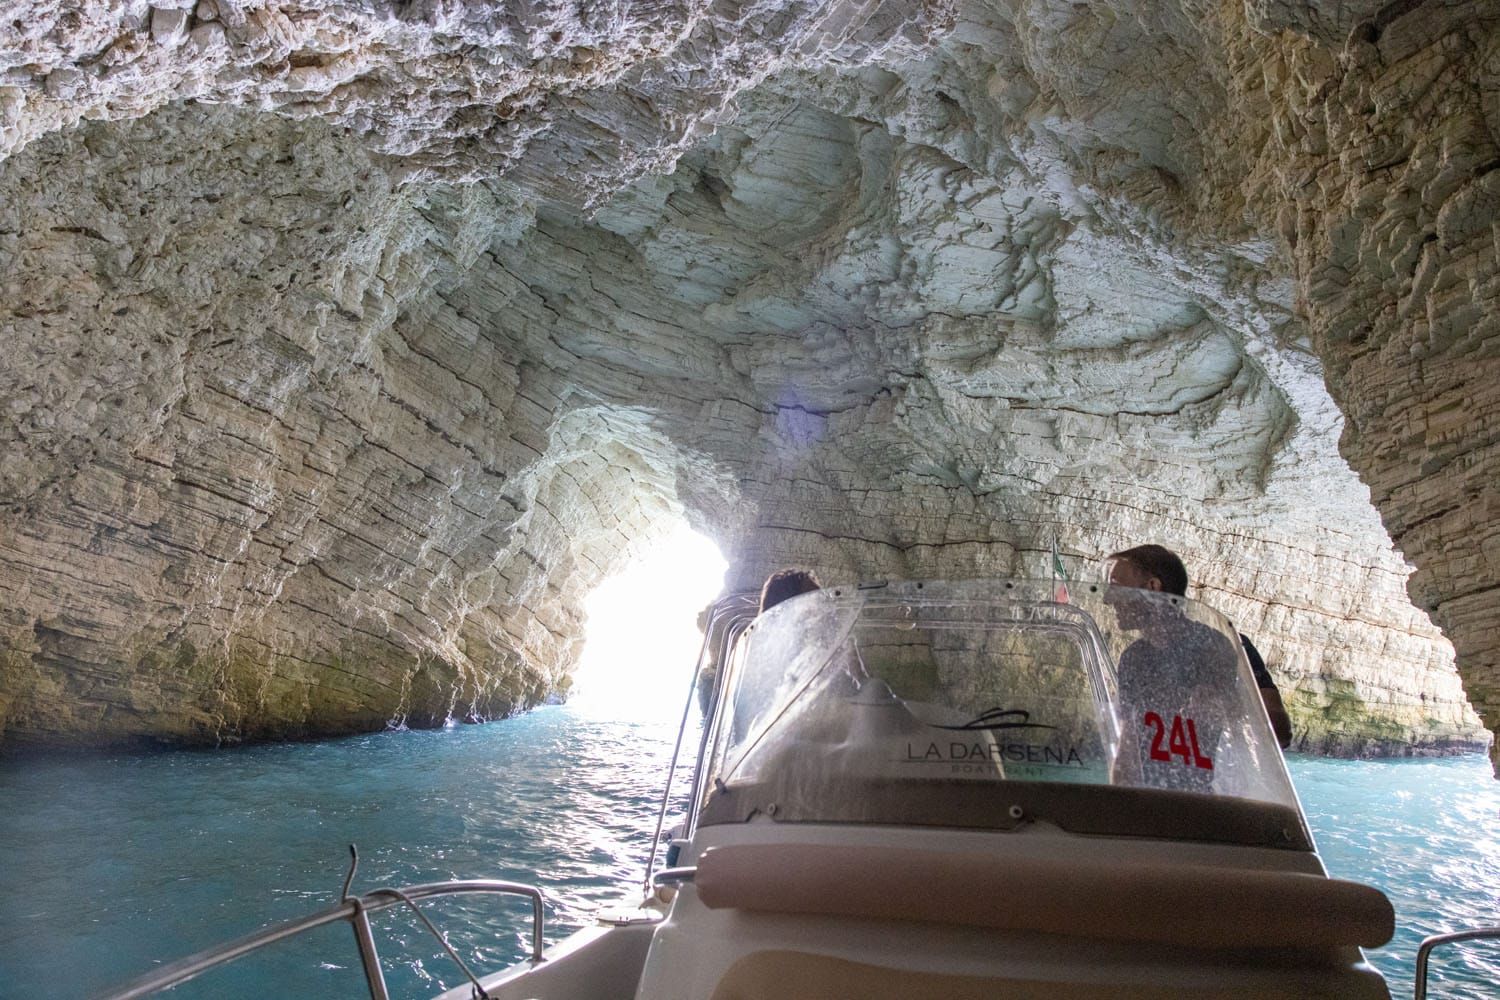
[644,591,758,894]
[96,847,546,1000]
[649,866,696,887]
[1414,926,1500,1000]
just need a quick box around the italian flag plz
[1051,540,1070,603]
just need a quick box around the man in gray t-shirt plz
[1105,545,1294,767]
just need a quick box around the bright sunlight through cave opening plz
[568,523,727,720]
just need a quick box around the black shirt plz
[1239,633,1277,690]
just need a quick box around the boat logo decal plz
[929,708,1056,733]
[905,709,1086,772]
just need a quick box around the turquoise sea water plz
[1289,753,1500,998]
[1,707,1497,999]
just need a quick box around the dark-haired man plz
[1106,544,1293,750]
[758,568,821,613]
[695,569,826,716]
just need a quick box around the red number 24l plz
[1143,712,1213,770]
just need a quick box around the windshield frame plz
[682,579,1313,851]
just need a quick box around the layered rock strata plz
[1253,2,1500,763]
[0,0,1493,757]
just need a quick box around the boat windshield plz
[694,580,1309,850]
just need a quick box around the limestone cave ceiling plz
[0,0,1495,758]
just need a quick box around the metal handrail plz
[650,866,697,887]
[644,591,759,893]
[643,610,718,896]
[1414,926,1500,999]
[95,878,546,1000]
[682,602,758,839]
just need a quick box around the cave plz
[0,0,1496,768]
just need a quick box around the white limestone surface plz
[0,0,1493,757]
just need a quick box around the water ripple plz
[1288,753,1500,999]
[2,710,1497,998]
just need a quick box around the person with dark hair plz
[1108,544,1188,597]
[757,567,870,696]
[692,568,822,719]
[1106,545,1293,750]
[758,568,821,614]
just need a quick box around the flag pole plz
[1050,536,1070,604]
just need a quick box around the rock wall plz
[0,0,1492,756]
[1,110,560,744]
[1250,1,1500,765]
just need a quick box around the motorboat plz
[99,579,1496,999]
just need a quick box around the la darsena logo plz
[930,708,1056,733]
[907,708,1084,769]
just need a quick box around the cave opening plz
[567,520,728,721]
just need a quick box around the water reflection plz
[1,712,1496,998]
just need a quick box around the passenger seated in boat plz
[1106,547,1240,792]
[1108,545,1292,748]
[1105,545,1290,790]
[694,570,826,714]
[761,567,872,694]
[758,568,822,613]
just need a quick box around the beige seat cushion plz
[693,843,1394,950]
[709,951,1136,1000]
[708,950,1370,1000]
